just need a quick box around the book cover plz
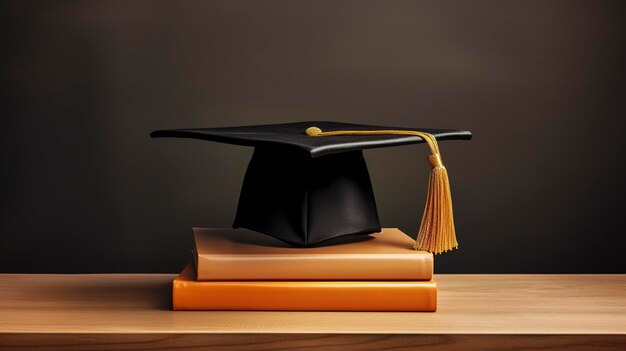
[193,228,433,281]
[173,262,437,311]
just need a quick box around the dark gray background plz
[2,0,625,273]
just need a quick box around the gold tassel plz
[305,126,458,254]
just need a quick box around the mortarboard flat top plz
[150,121,471,158]
[151,121,471,247]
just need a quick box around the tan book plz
[173,262,437,311]
[193,228,433,281]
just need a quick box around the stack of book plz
[173,228,437,311]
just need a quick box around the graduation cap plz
[151,121,471,253]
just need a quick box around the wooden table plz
[0,274,624,350]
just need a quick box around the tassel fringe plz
[413,154,458,254]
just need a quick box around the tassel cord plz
[306,127,440,156]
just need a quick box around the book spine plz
[196,254,433,281]
[173,280,437,312]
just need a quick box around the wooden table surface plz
[1,274,625,350]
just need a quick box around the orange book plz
[193,228,433,281]
[173,263,437,311]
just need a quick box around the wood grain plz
[1,334,625,351]
[0,274,625,350]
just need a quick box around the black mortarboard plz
[151,121,471,251]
